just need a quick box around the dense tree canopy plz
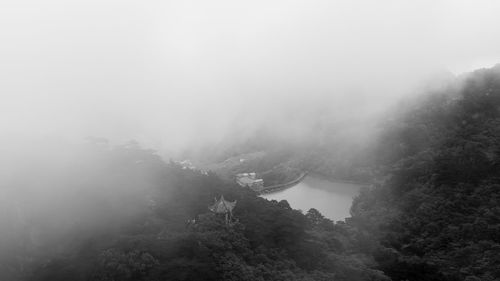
[3,65,500,281]
[0,138,385,281]
[350,65,500,281]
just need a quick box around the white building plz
[236,173,264,191]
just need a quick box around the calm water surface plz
[261,175,363,221]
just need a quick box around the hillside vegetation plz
[2,65,500,281]
[1,141,386,281]
[350,65,500,281]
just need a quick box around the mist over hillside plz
[0,65,498,281]
[2,1,500,280]
[2,0,500,155]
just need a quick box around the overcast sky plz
[1,0,500,154]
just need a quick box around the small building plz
[209,195,237,224]
[236,173,264,191]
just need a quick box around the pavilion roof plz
[209,195,236,214]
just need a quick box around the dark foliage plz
[4,140,386,281]
[7,65,500,281]
[350,65,500,281]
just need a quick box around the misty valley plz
[3,1,500,280]
[1,65,500,281]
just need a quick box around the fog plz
[1,0,500,156]
[1,0,500,229]
[1,1,500,279]
[1,0,500,228]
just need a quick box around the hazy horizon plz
[2,0,500,156]
[2,2,500,280]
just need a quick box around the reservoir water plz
[261,175,363,221]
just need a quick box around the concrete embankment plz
[259,172,308,194]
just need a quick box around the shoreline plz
[259,171,371,195]
[303,171,371,187]
[259,171,308,194]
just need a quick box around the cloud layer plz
[1,0,500,154]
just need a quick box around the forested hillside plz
[1,140,387,281]
[3,65,500,281]
[350,65,500,281]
